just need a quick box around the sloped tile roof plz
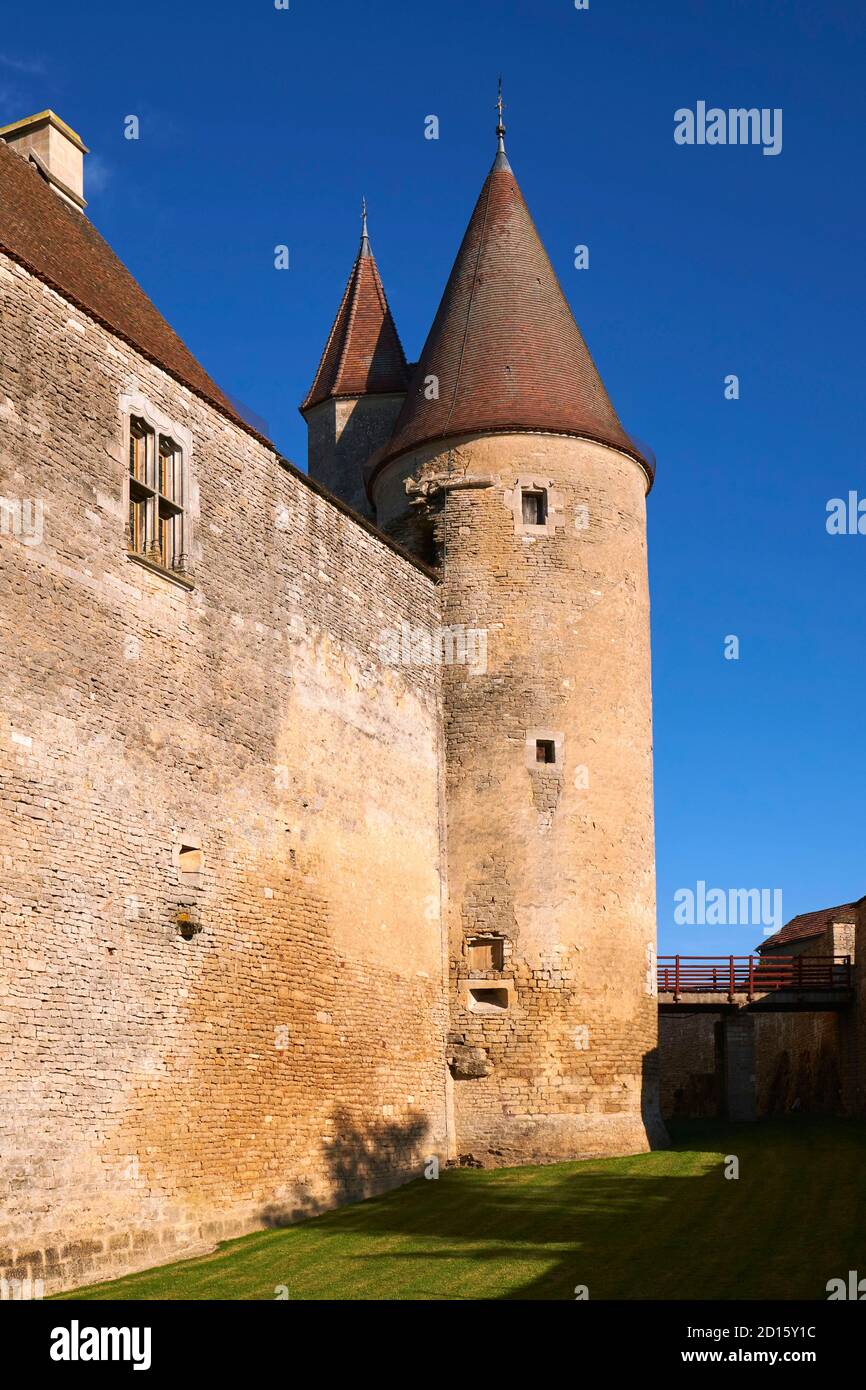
[759,902,858,952]
[0,136,249,433]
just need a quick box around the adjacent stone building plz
[758,903,857,965]
[0,106,663,1293]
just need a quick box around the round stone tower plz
[368,115,667,1163]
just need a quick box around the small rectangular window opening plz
[521,488,548,526]
[536,739,556,765]
[467,936,505,972]
[468,986,509,1015]
[179,844,203,874]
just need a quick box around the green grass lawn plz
[58,1119,866,1301]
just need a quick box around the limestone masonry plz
[0,103,669,1293]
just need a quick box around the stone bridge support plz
[722,1012,757,1121]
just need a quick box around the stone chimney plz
[0,109,88,210]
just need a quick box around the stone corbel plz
[405,473,496,504]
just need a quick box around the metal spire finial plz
[496,77,506,153]
[360,196,371,256]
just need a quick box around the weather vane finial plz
[496,76,506,154]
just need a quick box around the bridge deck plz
[658,954,851,1008]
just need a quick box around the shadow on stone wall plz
[666,1072,722,1120]
[258,1050,670,1232]
[259,1107,431,1228]
[643,1046,672,1148]
[764,1045,841,1116]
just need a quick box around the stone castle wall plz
[659,1011,847,1119]
[0,251,448,1293]
[374,432,664,1164]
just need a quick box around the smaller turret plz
[301,202,409,518]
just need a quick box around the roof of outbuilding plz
[0,134,249,434]
[367,149,651,489]
[758,902,858,952]
[301,216,409,413]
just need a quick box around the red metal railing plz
[658,954,852,1002]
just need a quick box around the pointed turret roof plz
[369,114,651,486]
[301,204,409,413]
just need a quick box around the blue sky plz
[2,0,864,955]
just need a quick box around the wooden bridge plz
[658,954,852,1008]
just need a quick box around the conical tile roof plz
[370,150,651,486]
[301,213,409,412]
